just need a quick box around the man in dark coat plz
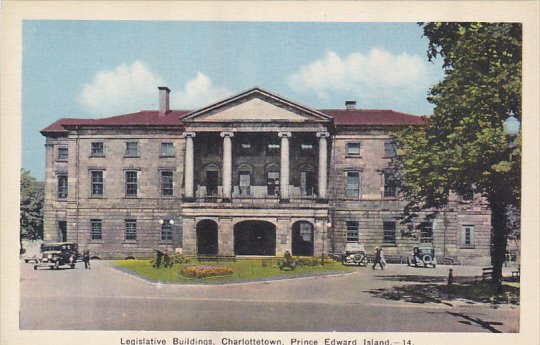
[154,249,164,268]
[372,247,385,270]
[82,249,91,269]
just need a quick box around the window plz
[161,221,173,241]
[125,219,137,240]
[160,170,174,196]
[299,222,313,241]
[266,143,280,156]
[125,142,139,157]
[205,169,219,196]
[57,147,68,161]
[91,171,104,196]
[384,141,396,157]
[301,144,313,150]
[346,221,359,242]
[91,219,102,240]
[57,174,68,199]
[346,171,361,197]
[300,170,315,196]
[239,171,251,196]
[462,225,475,247]
[383,221,396,244]
[160,142,175,157]
[347,143,361,155]
[91,142,104,156]
[267,171,280,196]
[420,222,433,243]
[384,172,399,198]
[125,171,138,197]
[239,143,254,156]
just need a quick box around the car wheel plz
[25,259,29,263]
[71,264,75,268]
[33,265,37,270]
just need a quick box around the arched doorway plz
[196,219,218,255]
[234,221,276,255]
[292,221,314,256]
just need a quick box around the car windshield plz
[42,246,62,251]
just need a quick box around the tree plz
[394,23,521,284]
[20,169,45,241]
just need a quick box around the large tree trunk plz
[489,196,510,287]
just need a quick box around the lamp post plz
[159,219,175,250]
[503,111,520,149]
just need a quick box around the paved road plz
[19,260,519,332]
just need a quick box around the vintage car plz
[407,244,437,268]
[34,242,79,270]
[341,243,368,266]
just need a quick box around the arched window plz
[204,164,219,196]
[299,164,316,196]
[266,163,280,196]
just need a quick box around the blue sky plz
[23,21,444,179]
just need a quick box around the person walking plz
[153,249,163,268]
[82,249,91,269]
[372,247,384,270]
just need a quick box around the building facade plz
[41,87,491,265]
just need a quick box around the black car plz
[34,242,79,270]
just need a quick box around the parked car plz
[341,243,368,266]
[407,244,437,268]
[21,240,43,263]
[34,242,79,270]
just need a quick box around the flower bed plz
[180,265,234,279]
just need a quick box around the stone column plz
[183,132,196,200]
[317,132,330,200]
[219,218,234,255]
[278,132,291,201]
[220,132,234,201]
[181,217,196,255]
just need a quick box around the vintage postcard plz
[1,1,538,345]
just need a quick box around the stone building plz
[41,87,491,265]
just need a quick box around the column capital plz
[278,131,292,138]
[316,131,330,138]
[183,132,196,138]
[220,131,235,138]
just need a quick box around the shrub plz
[149,253,191,267]
[180,265,234,279]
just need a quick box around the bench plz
[197,255,236,263]
[481,266,494,281]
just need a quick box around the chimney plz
[158,86,171,117]
[345,100,356,110]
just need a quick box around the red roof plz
[41,110,190,135]
[41,108,425,136]
[320,109,427,126]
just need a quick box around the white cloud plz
[78,61,164,117]
[78,62,230,117]
[171,72,232,109]
[288,48,435,108]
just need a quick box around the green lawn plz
[114,258,353,284]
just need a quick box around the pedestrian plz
[82,249,91,269]
[163,252,172,268]
[153,249,163,268]
[372,247,384,270]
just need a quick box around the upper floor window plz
[239,143,255,156]
[125,171,138,197]
[383,172,399,198]
[383,221,396,244]
[266,144,280,156]
[125,142,139,157]
[462,225,475,247]
[346,221,359,242]
[57,147,68,161]
[160,170,174,196]
[267,171,280,196]
[57,174,68,199]
[346,171,361,197]
[160,142,175,157]
[420,222,433,243]
[125,219,137,241]
[91,142,104,157]
[90,219,102,240]
[347,143,361,155]
[239,171,251,196]
[90,171,104,196]
[384,141,397,157]
[301,144,313,150]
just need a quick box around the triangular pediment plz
[182,87,331,124]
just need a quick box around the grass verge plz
[114,258,353,284]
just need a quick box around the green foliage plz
[394,23,522,282]
[20,169,44,240]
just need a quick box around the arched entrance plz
[292,221,314,256]
[196,219,218,255]
[234,221,276,256]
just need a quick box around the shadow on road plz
[375,274,446,283]
[367,283,452,305]
[445,311,504,333]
